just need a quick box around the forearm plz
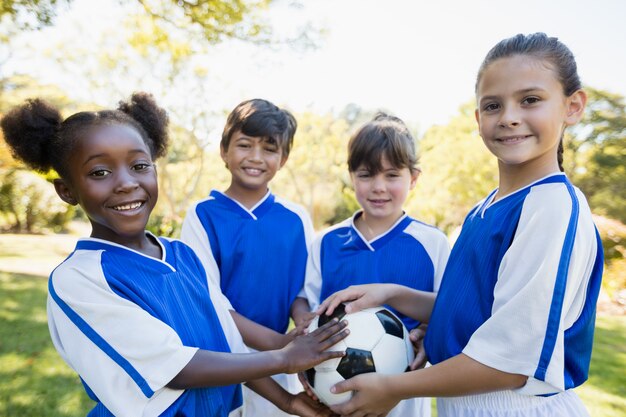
[167,349,286,389]
[230,310,286,350]
[385,284,436,324]
[290,297,312,325]
[388,353,527,399]
[246,377,292,413]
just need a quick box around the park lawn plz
[1,233,625,416]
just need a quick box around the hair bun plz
[118,92,169,159]
[1,98,62,172]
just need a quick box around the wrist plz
[276,390,296,413]
[266,349,290,376]
[279,332,291,349]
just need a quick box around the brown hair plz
[221,99,297,157]
[348,113,418,175]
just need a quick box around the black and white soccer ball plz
[304,304,414,406]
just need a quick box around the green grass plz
[1,233,624,416]
[576,315,626,417]
[0,271,92,417]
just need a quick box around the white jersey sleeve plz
[47,250,198,417]
[275,197,316,299]
[403,221,451,292]
[463,184,598,395]
[181,200,233,310]
[303,231,325,311]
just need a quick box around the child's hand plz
[281,318,348,374]
[283,312,317,346]
[294,311,317,329]
[329,373,399,416]
[287,392,337,417]
[317,284,393,316]
[409,324,428,370]
[298,371,319,401]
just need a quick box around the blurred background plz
[0,1,624,416]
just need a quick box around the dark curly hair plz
[1,92,169,179]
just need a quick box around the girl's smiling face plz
[475,55,586,174]
[56,123,158,245]
[351,156,418,231]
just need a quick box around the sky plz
[5,0,626,135]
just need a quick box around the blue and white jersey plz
[304,211,450,331]
[181,190,314,334]
[47,235,246,417]
[425,173,603,396]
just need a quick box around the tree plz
[0,75,79,232]
[137,0,272,44]
[0,0,68,29]
[407,101,497,234]
[272,111,352,228]
[566,87,626,224]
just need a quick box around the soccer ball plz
[303,304,414,406]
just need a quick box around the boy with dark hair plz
[181,98,315,417]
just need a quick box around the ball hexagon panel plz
[341,309,385,351]
[375,309,404,339]
[309,369,352,406]
[336,347,376,379]
[317,303,347,327]
[370,333,410,374]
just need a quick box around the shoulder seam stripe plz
[48,278,155,398]
[534,182,579,381]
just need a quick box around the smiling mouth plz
[497,135,532,143]
[369,199,390,204]
[243,168,264,175]
[110,201,144,211]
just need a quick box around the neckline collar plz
[75,232,176,271]
[349,211,412,251]
[210,189,274,220]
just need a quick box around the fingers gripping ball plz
[303,304,414,406]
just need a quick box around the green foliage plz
[272,111,352,228]
[0,0,68,29]
[326,185,360,226]
[0,169,74,233]
[594,215,626,299]
[408,101,497,234]
[567,87,626,224]
[138,0,272,44]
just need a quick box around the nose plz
[248,144,263,162]
[115,170,139,193]
[372,175,385,192]
[498,105,521,128]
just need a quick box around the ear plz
[53,179,78,206]
[220,145,229,167]
[409,169,420,190]
[565,89,587,126]
[474,108,480,125]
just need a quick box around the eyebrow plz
[82,149,149,166]
[480,87,546,101]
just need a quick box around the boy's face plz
[220,130,287,194]
[351,156,418,225]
